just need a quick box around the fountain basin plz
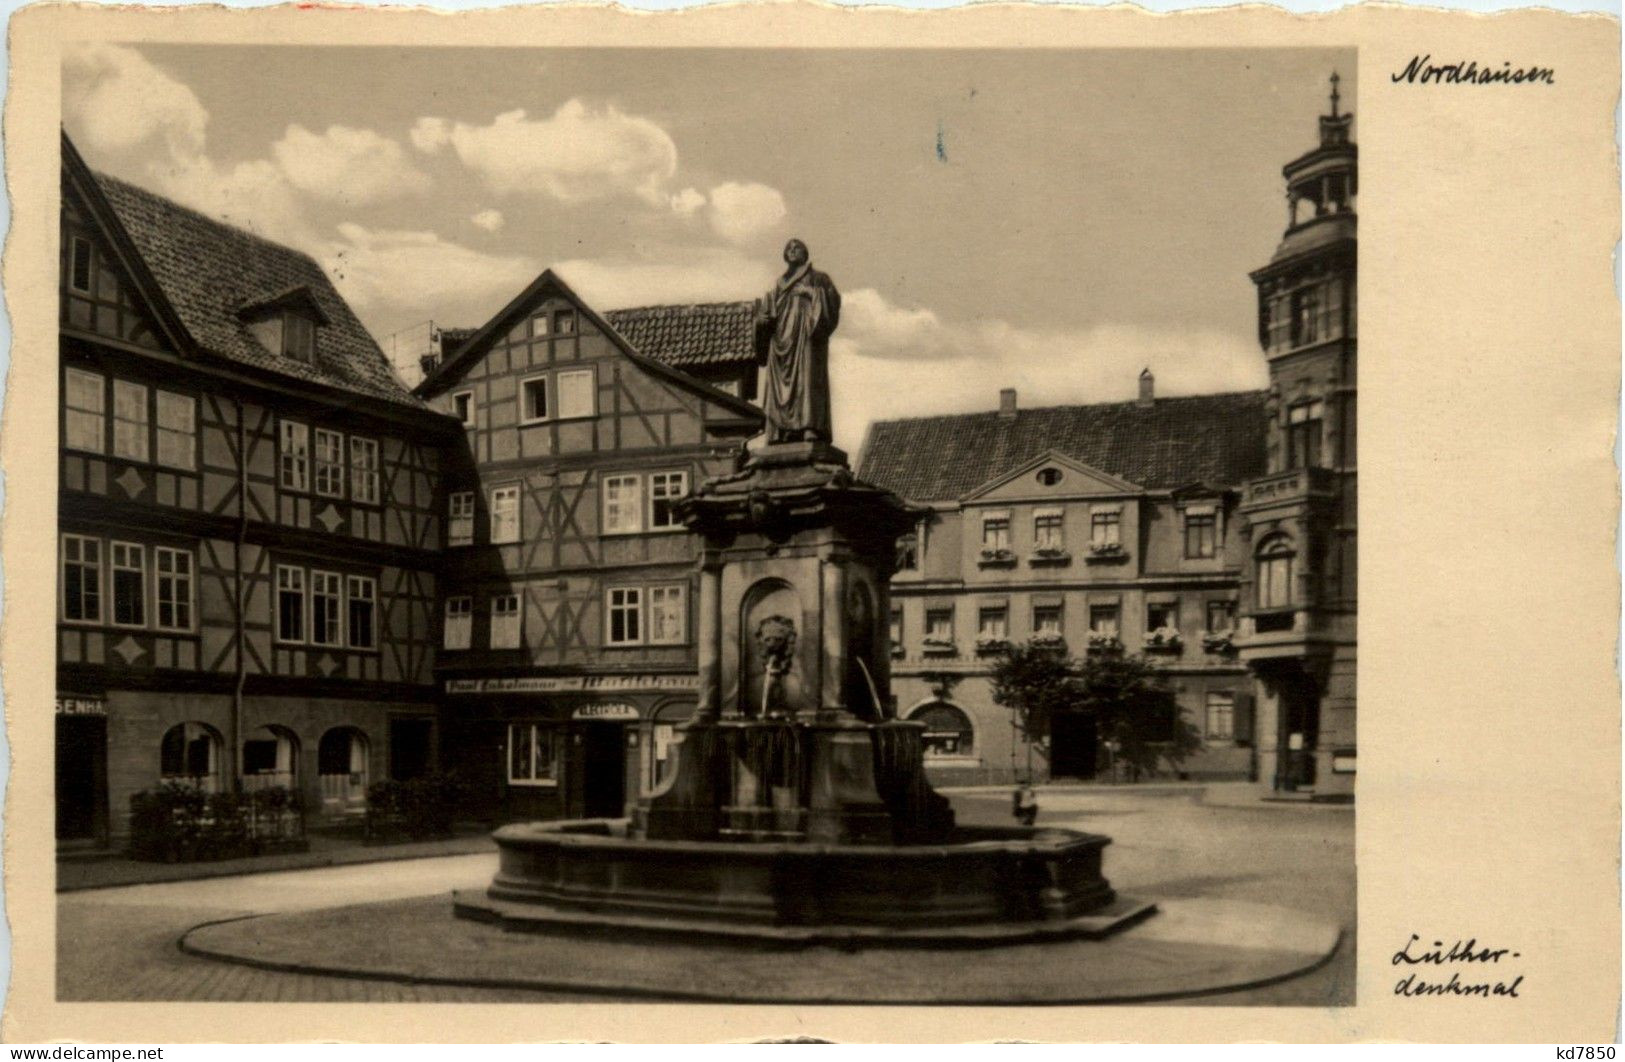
[453,818,1155,946]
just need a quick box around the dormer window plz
[283,314,315,361]
[237,286,330,365]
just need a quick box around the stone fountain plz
[454,241,1152,945]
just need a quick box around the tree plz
[989,639,1202,782]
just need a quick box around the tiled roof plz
[858,391,1270,501]
[603,302,757,367]
[92,172,427,410]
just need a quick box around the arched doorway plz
[159,722,223,792]
[909,701,975,759]
[242,725,299,793]
[318,727,370,812]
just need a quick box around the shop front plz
[56,693,109,846]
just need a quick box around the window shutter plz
[1233,691,1255,743]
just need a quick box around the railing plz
[320,773,368,810]
[1243,466,1333,507]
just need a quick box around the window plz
[1207,600,1237,633]
[1290,286,1321,347]
[283,314,315,362]
[112,380,149,462]
[981,514,1011,552]
[491,594,522,649]
[350,436,380,505]
[1257,538,1295,609]
[889,608,903,651]
[530,312,550,338]
[602,474,642,534]
[69,236,93,293]
[280,421,309,492]
[62,534,101,623]
[160,722,221,790]
[648,585,687,645]
[1286,400,1324,470]
[913,703,974,758]
[554,309,576,334]
[925,608,954,642]
[444,597,472,650]
[110,542,145,627]
[1089,605,1120,636]
[1184,509,1217,558]
[1034,510,1065,551]
[64,369,105,453]
[556,369,596,420]
[508,723,560,786]
[607,587,643,646]
[276,566,306,642]
[155,391,196,470]
[452,391,474,426]
[1036,467,1063,487]
[448,492,475,547]
[490,485,520,544]
[155,547,194,632]
[1147,602,1178,633]
[310,570,343,646]
[649,471,689,530]
[347,576,376,650]
[521,376,549,423]
[1033,604,1063,636]
[314,429,345,497]
[896,532,919,571]
[1090,509,1121,547]
[978,607,1008,641]
[1205,692,1236,742]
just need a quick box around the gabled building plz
[858,381,1268,785]
[414,273,761,822]
[56,133,462,848]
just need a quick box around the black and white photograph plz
[7,7,1617,1044]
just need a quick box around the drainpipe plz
[231,398,247,795]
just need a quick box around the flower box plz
[1201,632,1236,653]
[1086,634,1123,653]
[921,638,957,656]
[1085,543,1128,563]
[974,637,1011,655]
[977,548,1017,567]
[1029,548,1072,566]
[1143,627,1183,653]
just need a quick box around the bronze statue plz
[753,239,841,445]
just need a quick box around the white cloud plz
[470,208,506,233]
[271,124,429,204]
[706,181,788,245]
[552,246,778,310]
[145,154,316,249]
[321,222,540,318]
[425,101,679,204]
[63,44,208,163]
[669,187,706,217]
[827,287,1269,453]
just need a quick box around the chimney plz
[998,388,1018,419]
[419,353,440,379]
[1138,368,1154,408]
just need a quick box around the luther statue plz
[753,239,840,444]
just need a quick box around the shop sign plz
[56,695,107,717]
[572,703,642,722]
[446,674,699,695]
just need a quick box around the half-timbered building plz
[416,274,761,823]
[56,134,462,848]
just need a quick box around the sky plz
[62,45,1355,452]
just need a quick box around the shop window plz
[490,485,520,543]
[64,368,106,453]
[314,429,345,497]
[444,596,472,650]
[603,474,643,534]
[112,380,149,462]
[347,576,376,650]
[1184,509,1217,558]
[350,436,380,505]
[110,541,145,627]
[155,547,194,632]
[911,703,974,758]
[276,565,306,642]
[1205,692,1236,742]
[279,420,309,492]
[521,375,549,423]
[508,723,560,786]
[62,534,102,623]
[1256,537,1295,609]
[556,368,596,420]
[491,593,522,649]
[649,471,689,530]
[160,722,221,791]
[155,390,196,470]
[448,492,475,546]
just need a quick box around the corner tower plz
[1237,75,1358,800]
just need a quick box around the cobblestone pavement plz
[59,788,1353,1005]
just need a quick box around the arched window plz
[242,725,299,793]
[910,702,975,758]
[159,722,222,792]
[318,727,370,811]
[1256,536,1296,610]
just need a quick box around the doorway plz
[1048,711,1098,780]
[1275,673,1321,792]
[581,722,626,818]
[389,718,434,781]
[56,714,107,842]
